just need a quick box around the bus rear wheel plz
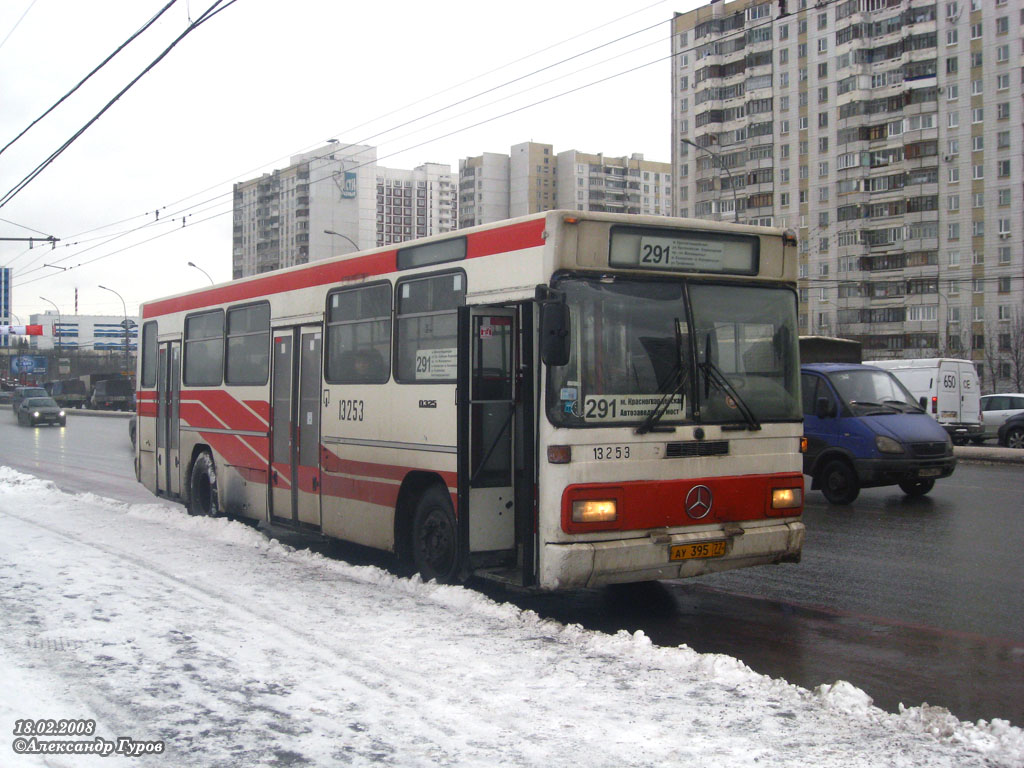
[411,486,459,583]
[188,452,221,517]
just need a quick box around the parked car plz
[16,396,66,427]
[0,390,11,406]
[88,378,134,410]
[11,386,48,411]
[979,393,1024,443]
[801,363,956,505]
[870,358,983,444]
[997,411,1024,449]
[44,378,89,409]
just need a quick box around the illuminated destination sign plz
[609,228,758,275]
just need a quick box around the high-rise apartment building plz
[1,267,11,348]
[233,145,456,278]
[459,142,672,226]
[672,0,1024,390]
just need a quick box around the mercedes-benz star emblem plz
[685,484,713,520]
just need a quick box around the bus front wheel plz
[411,486,459,583]
[188,452,221,517]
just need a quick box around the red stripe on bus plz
[137,391,157,400]
[319,445,457,488]
[244,399,271,423]
[320,473,400,507]
[180,390,269,431]
[141,217,547,320]
[138,402,158,418]
[195,431,270,478]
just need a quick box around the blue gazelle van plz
[801,363,956,504]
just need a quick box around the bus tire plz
[898,478,935,497]
[819,459,859,505]
[411,485,459,583]
[188,451,221,517]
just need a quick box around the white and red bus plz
[135,210,805,589]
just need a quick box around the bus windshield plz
[545,277,801,428]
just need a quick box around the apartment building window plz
[947,84,958,100]
[996,16,1009,34]
[999,247,1012,264]
[948,139,960,155]
[998,218,1011,236]
[817,62,828,78]
[948,111,959,128]
[997,74,1009,91]
[946,56,958,74]
[973,135,984,151]
[998,189,1011,206]
[818,38,828,54]
[779,48,789,64]
[948,195,960,211]
[974,192,984,208]
[973,221,985,237]
[949,167,960,182]
[799,116,809,130]
[798,43,807,59]
[818,87,829,104]
[971,52,983,68]
[949,279,960,295]
[949,222,961,240]
[996,45,1009,63]
[972,79,984,96]
[818,112,829,128]
[946,29,958,45]
[973,307,985,322]
[997,103,1010,120]
[972,108,984,123]
[781,192,791,207]
[970,23,982,40]
[999,276,1012,292]
[945,1,958,18]
[998,160,1011,178]
[997,131,1010,149]
[780,95,790,111]
[948,250,960,266]
[973,278,984,294]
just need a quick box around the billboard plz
[9,355,48,375]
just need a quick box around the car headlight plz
[875,435,904,454]
[59,410,65,417]
[33,411,40,418]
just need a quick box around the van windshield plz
[827,368,923,414]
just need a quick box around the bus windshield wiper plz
[636,319,688,435]
[699,335,760,431]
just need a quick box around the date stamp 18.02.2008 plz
[12,719,164,758]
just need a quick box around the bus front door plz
[155,341,180,498]
[270,326,323,529]
[459,307,517,565]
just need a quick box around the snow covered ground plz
[1,465,1021,768]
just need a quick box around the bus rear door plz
[271,326,323,528]
[156,340,181,497]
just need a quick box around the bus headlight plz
[572,500,617,523]
[875,435,904,454]
[771,488,803,509]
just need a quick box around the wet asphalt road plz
[1,410,1021,725]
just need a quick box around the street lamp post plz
[187,261,214,285]
[98,285,130,373]
[682,138,739,223]
[39,296,61,354]
[323,229,359,253]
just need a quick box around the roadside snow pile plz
[1,464,1022,768]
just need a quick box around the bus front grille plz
[665,440,729,458]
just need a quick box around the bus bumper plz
[538,521,805,590]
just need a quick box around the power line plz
[0,0,240,211]
[0,0,178,160]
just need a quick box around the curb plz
[65,409,133,420]
[953,446,1024,466]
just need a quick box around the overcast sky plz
[0,0,702,320]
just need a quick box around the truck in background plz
[869,358,983,445]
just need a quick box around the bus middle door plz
[155,340,181,498]
[270,326,323,529]
[459,307,517,566]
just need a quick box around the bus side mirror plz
[919,396,927,411]
[537,287,570,367]
[815,396,833,419]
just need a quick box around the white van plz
[870,358,983,444]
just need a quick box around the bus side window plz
[141,321,158,388]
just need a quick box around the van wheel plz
[898,478,935,497]
[819,460,860,505]
[188,452,221,517]
[411,485,459,583]
[1003,427,1024,449]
